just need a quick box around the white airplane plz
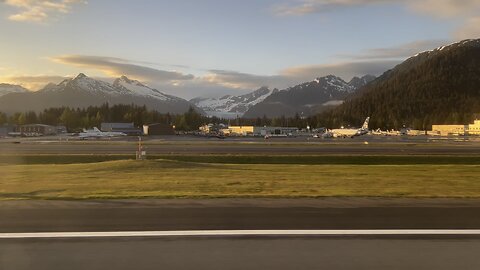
[78,127,127,139]
[328,117,370,138]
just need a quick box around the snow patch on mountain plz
[112,76,173,101]
[411,39,480,58]
[191,87,277,117]
[0,83,28,97]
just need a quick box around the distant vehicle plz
[264,134,289,139]
[208,133,226,139]
[371,129,400,136]
[329,117,370,138]
[7,132,23,137]
[78,127,127,139]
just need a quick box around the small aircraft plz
[327,117,370,138]
[78,127,127,139]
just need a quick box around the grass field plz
[2,154,480,165]
[1,158,480,199]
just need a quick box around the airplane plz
[327,117,370,138]
[78,127,127,139]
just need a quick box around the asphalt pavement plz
[2,134,480,270]
[2,236,480,270]
[2,199,480,233]
[1,199,480,269]
[2,136,480,155]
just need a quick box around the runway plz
[3,236,480,270]
[2,136,480,155]
[3,229,480,239]
[2,199,480,233]
[1,199,480,269]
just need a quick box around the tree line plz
[0,104,320,132]
[0,104,217,132]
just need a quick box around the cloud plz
[51,55,195,82]
[406,0,480,18]
[280,60,399,82]
[201,40,442,91]
[0,74,69,90]
[47,45,414,98]
[200,59,398,92]
[273,1,480,46]
[203,70,291,90]
[47,36,448,99]
[273,0,480,17]
[273,0,388,16]
[149,78,254,100]
[337,39,449,60]
[2,0,86,22]
[455,16,480,39]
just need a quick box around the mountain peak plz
[348,75,376,89]
[112,75,172,101]
[75,73,88,80]
[115,75,146,87]
[118,75,132,83]
[0,83,29,97]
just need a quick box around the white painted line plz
[1,230,480,239]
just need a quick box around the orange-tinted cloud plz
[2,0,86,22]
[51,55,194,82]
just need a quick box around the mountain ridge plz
[243,74,375,118]
[0,74,201,114]
[0,83,29,97]
[190,86,278,118]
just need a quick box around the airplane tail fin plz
[93,127,101,132]
[362,117,370,130]
[83,128,87,132]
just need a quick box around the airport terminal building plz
[468,120,480,135]
[431,124,467,136]
[221,126,299,136]
[432,119,480,136]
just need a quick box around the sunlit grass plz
[1,159,480,199]
[2,155,480,165]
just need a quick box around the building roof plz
[20,124,55,127]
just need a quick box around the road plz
[2,136,480,155]
[1,199,480,269]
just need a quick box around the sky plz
[0,0,479,99]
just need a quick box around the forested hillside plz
[318,39,480,130]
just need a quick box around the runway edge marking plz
[2,230,480,239]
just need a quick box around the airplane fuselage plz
[78,128,127,139]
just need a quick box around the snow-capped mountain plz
[0,83,28,97]
[39,73,130,96]
[0,74,200,114]
[190,87,277,118]
[113,75,176,101]
[243,75,375,118]
[348,75,377,90]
